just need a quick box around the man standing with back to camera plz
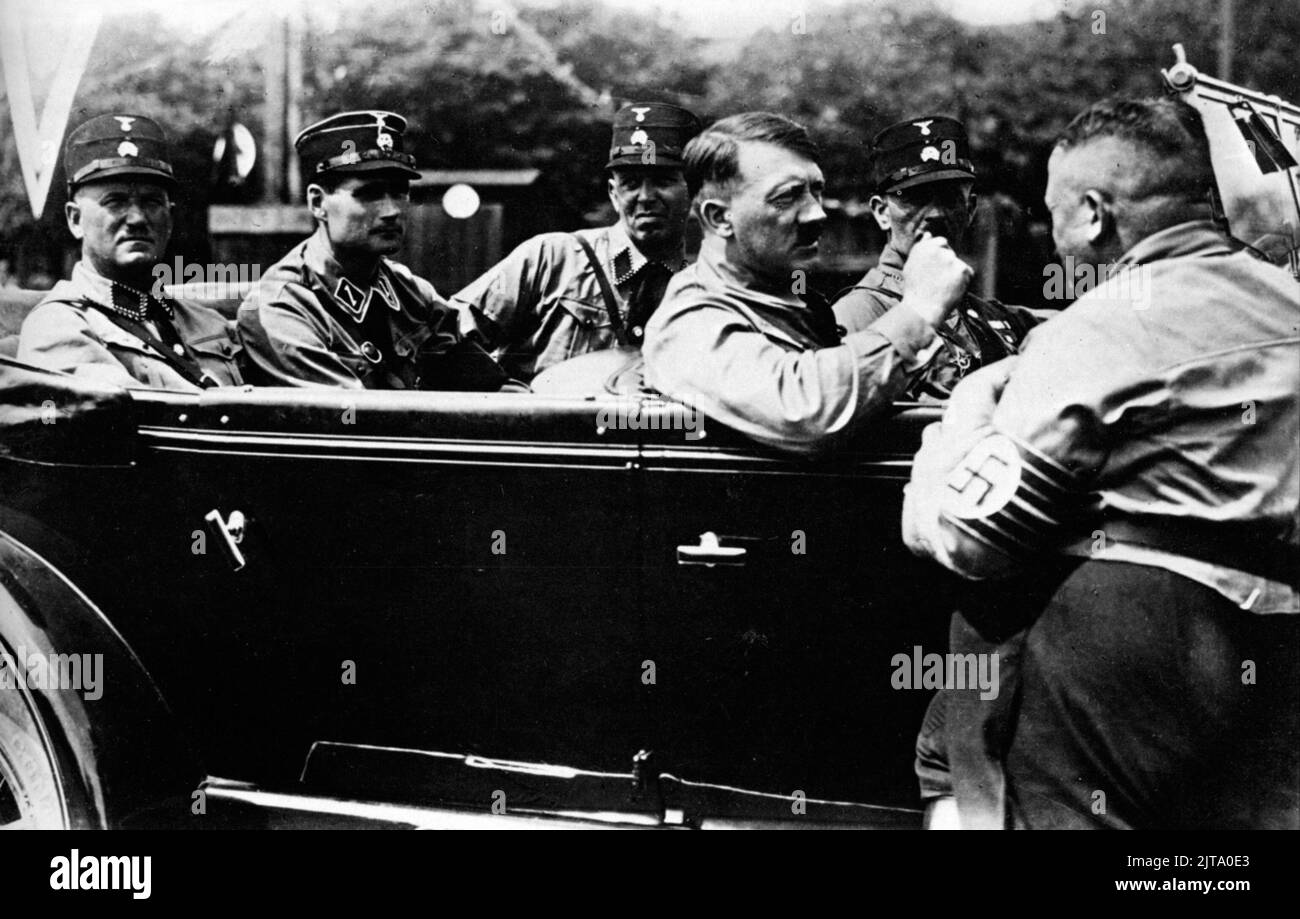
[903,96,1299,829]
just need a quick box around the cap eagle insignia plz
[374,112,394,152]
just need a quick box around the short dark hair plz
[684,112,820,200]
[1056,96,1215,201]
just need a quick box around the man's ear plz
[65,199,84,241]
[697,198,733,238]
[868,194,890,233]
[1082,188,1113,246]
[306,183,328,222]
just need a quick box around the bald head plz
[1045,97,1216,262]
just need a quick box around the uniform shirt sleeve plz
[644,290,938,455]
[17,300,161,391]
[449,236,553,348]
[902,313,1114,579]
[237,280,366,389]
[831,281,894,336]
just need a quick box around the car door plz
[633,401,955,809]
[120,388,648,787]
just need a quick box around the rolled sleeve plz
[450,237,551,349]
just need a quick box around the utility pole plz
[263,14,287,203]
[262,10,304,203]
[1218,0,1234,83]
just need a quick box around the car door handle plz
[204,509,247,572]
[676,531,747,567]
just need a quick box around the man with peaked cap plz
[451,102,700,382]
[237,110,516,391]
[832,116,1044,401]
[18,114,243,390]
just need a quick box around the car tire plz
[0,662,85,829]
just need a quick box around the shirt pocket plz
[188,326,245,386]
[534,296,616,373]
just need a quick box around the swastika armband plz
[939,431,1090,559]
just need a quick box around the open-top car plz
[2,48,1296,829]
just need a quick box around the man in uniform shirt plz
[452,102,700,381]
[833,116,1042,400]
[642,111,974,456]
[903,96,1299,829]
[238,110,513,391]
[19,114,242,390]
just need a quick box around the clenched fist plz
[900,233,973,328]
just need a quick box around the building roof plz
[413,169,541,188]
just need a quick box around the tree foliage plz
[2,0,1297,270]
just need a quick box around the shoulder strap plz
[572,233,627,346]
[85,302,212,387]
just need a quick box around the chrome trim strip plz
[201,778,649,829]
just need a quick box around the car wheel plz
[0,679,71,829]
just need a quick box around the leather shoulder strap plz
[572,233,627,346]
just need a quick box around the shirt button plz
[173,344,185,356]
[632,325,644,338]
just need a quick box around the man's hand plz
[901,359,1017,578]
[900,233,973,328]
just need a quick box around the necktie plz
[622,262,674,345]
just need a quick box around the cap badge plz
[374,112,394,152]
[117,140,139,158]
[631,107,651,123]
[920,146,940,162]
[114,116,136,133]
[630,128,649,146]
[913,120,934,136]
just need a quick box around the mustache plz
[796,221,825,245]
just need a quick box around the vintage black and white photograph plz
[0,0,1295,858]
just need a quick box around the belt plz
[1079,517,1299,589]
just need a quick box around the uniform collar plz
[1116,220,1235,267]
[71,260,124,311]
[694,236,808,310]
[303,226,401,324]
[71,260,173,321]
[608,220,686,285]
